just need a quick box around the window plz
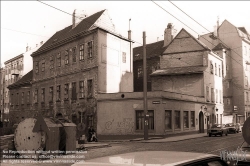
[79,44,84,60]
[216,89,218,103]
[50,56,54,69]
[35,62,39,73]
[27,91,30,104]
[65,50,69,65]
[246,92,249,102]
[175,110,180,129]
[72,82,77,100]
[34,89,38,103]
[220,114,222,125]
[136,110,154,130]
[16,93,19,105]
[72,47,76,62]
[87,79,93,98]
[138,66,142,78]
[41,88,45,103]
[21,92,24,105]
[183,111,189,128]
[87,115,93,127]
[64,84,69,100]
[216,114,218,124]
[41,62,45,72]
[87,41,93,58]
[49,87,53,102]
[219,65,221,77]
[226,98,230,105]
[206,86,210,102]
[79,81,85,98]
[191,111,195,127]
[245,76,248,87]
[57,52,61,67]
[219,90,222,103]
[122,52,126,63]
[210,61,213,74]
[165,110,172,130]
[215,63,217,75]
[56,85,61,101]
[211,88,214,102]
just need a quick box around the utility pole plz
[143,31,148,140]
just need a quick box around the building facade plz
[3,43,43,123]
[0,68,5,122]
[96,28,224,138]
[200,20,250,123]
[28,9,133,138]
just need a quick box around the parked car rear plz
[225,123,240,133]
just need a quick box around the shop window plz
[165,110,172,130]
[183,111,189,128]
[136,110,154,130]
[191,111,195,127]
[175,110,180,129]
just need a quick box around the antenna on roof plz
[129,18,131,30]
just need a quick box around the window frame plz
[65,50,69,65]
[174,110,181,129]
[41,88,45,103]
[87,41,93,59]
[49,87,53,103]
[64,83,69,100]
[79,44,84,61]
[79,81,85,99]
[165,110,172,130]
[183,111,189,129]
[56,85,61,101]
[72,47,77,63]
[87,79,93,98]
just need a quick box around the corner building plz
[30,10,133,137]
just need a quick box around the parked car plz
[207,124,228,137]
[225,123,240,133]
[71,151,229,166]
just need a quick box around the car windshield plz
[212,124,221,128]
[225,123,234,127]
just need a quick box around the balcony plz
[11,69,19,76]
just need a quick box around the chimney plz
[164,23,173,47]
[217,16,219,37]
[72,9,76,29]
[36,44,38,47]
[214,25,218,37]
[128,30,131,40]
[26,45,29,52]
[40,41,43,45]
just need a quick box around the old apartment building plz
[2,43,42,124]
[11,9,133,136]
[96,26,223,138]
[200,20,250,123]
[0,68,4,122]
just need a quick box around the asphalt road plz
[1,132,245,166]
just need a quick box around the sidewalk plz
[133,133,207,143]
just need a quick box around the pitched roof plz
[4,54,23,65]
[238,27,249,35]
[8,70,33,89]
[133,40,166,61]
[151,66,207,76]
[32,10,106,56]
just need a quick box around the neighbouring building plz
[200,19,250,123]
[0,68,5,123]
[28,9,133,138]
[96,27,224,138]
[8,70,33,125]
[3,43,43,123]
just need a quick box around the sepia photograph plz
[1,1,250,166]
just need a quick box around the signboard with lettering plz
[152,101,160,104]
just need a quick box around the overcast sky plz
[1,1,250,67]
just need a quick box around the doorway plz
[199,111,204,133]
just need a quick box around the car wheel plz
[225,132,228,136]
[209,133,211,137]
[221,132,223,137]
